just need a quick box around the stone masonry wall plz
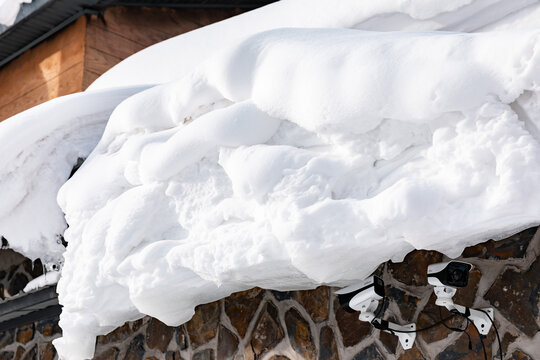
[0,228,538,359]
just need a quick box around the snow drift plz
[55,28,540,358]
[0,0,539,358]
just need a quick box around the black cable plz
[457,312,487,360]
[438,307,473,350]
[476,308,503,360]
[372,313,459,333]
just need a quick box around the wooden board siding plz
[0,17,86,122]
[82,6,244,89]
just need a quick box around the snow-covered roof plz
[1,0,540,358]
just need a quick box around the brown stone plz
[387,250,444,286]
[36,319,62,337]
[98,323,132,345]
[268,357,290,360]
[165,350,182,360]
[225,288,264,338]
[387,287,420,322]
[94,347,120,360]
[485,258,540,337]
[245,301,284,360]
[146,318,174,352]
[21,346,36,360]
[285,308,316,360]
[192,349,214,360]
[510,349,534,359]
[123,334,146,360]
[500,332,517,356]
[0,330,14,348]
[13,347,23,360]
[379,328,398,355]
[293,287,329,323]
[0,352,13,360]
[217,325,239,360]
[461,227,536,260]
[145,357,159,360]
[417,294,466,344]
[435,323,494,360]
[397,345,426,360]
[186,301,220,349]
[15,323,34,344]
[352,344,385,360]
[334,297,371,347]
[175,325,189,350]
[319,326,339,360]
[40,342,56,360]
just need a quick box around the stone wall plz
[0,248,43,299]
[0,228,538,359]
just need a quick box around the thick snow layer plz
[54,28,540,358]
[23,271,60,292]
[0,0,538,358]
[88,0,540,90]
[0,0,31,26]
[0,86,149,260]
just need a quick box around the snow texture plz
[23,270,61,292]
[0,0,31,26]
[0,0,539,358]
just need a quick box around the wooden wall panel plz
[83,7,244,89]
[0,17,86,121]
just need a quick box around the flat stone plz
[319,326,338,360]
[379,327,398,355]
[386,287,420,322]
[500,332,517,356]
[13,347,23,360]
[146,318,174,352]
[293,287,329,323]
[0,352,13,360]
[510,349,534,359]
[285,307,316,360]
[268,356,290,360]
[484,258,540,337]
[8,273,28,296]
[387,250,444,287]
[186,301,220,349]
[123,334,146,360]
[192,349,214,360]
[397,345,426,360]
[36,319,62,337]
[245,301,284,360]
[94,347,120,360]
[39,342,56,360]
[145,357,159,360]
[271,290,293,301]
[334,297,371,347]
[15,323,34,344]
[21,345,36,360]
[352,344,385,360]
[461,227,536,260]
[225,288,264,339]
[417,294,465,344]
[165,350,183,360]
[22,258,43,278]
[217,325,239,360]
[0,330,14,348]
[175,325,189,350]
[98,323,132,345]
[435,322,494,360]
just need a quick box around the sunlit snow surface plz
[0,0,540,358]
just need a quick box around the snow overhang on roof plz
[0,0,276,69]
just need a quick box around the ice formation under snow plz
[0,0,540,358]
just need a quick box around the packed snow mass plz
[0,0,540,358]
